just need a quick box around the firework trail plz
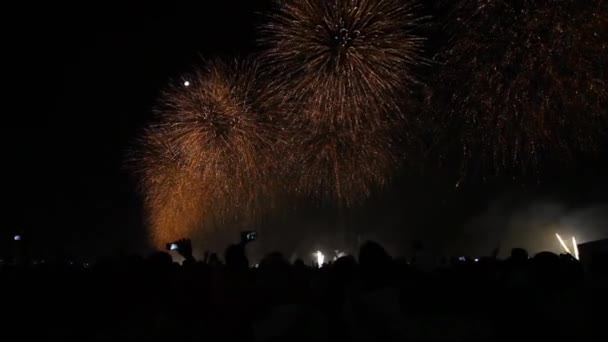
[572,236,579,260]
[135,60,275,247]
[556,233,571,254]
[434,0,607,173]
[261,0,423,131]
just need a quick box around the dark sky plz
[5,1,271,256]
[4,1,607,259]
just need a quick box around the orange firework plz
[135,59,275,247]
[135,127,207,246]
[260,0,423,131]
[259,0,422,205]
[433,0,608,173]
[282,121,399,207]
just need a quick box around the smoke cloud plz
[463,194,608,258]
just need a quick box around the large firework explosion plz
[259,0,423,205]
[136,60,275,247]
[434,0,607,173]
[261,0,423,131]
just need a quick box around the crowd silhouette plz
[1,238,606,342]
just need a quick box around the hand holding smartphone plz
[240,231,257,244]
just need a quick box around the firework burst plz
[261,0,423,131]
[435,0,608,173]
[135,60,274,247]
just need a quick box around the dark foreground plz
[2,241,606,342]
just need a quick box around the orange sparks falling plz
[134,59,276,247]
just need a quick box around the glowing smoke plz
[464,195,608,257]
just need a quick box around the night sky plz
[4,1,608,259]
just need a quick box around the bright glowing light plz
[314,251,325,268]
[572,237,579,260]
[13,235,21,241]
[332,250,347,261]
[556,233,571,254]
[183,81,190,87]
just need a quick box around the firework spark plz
[283,122,398,206]
[434,0,607,172]
[135,60,274,247]
[261,0,423,131]
[260,0,420,205]
[135,127,207,246]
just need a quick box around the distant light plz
[13,235,22,241]
[474,258,479,262]
[314,251,325,268]
[184,81,190,87]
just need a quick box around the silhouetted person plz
[208,252,221,266]
[225,243,249,272]
[510,247,529,263]
[146,251,173,269]
[174,238,196,266]
[359,240,392,291]
[532,251,561,286]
